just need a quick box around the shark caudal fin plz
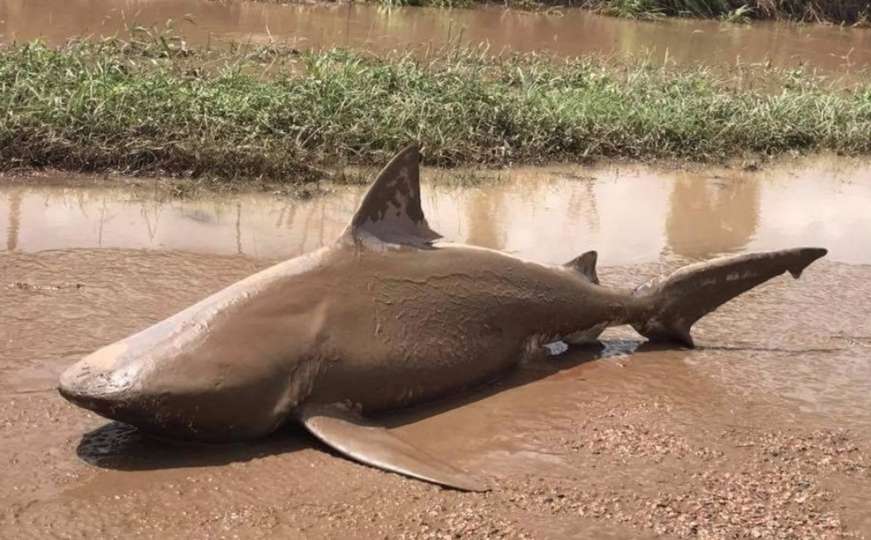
[631,247,827,347]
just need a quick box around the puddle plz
[2,155,870,265]
[0,1,870,76]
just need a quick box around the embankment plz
[2,37,870,182]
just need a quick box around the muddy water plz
[1,0,871,75]
[2,156,871,537]
[3,155,870,264]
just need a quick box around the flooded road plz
[2,156,871,537]
[1,0,870,75]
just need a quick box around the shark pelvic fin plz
[297,402,488,492]
[564,250,599,284]
[344,144,441,247]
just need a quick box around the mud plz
[2,157,871,538]
[1,0,870,76]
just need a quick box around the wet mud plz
[1,0,870,76]
[2,158,871,538]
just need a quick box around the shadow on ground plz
[76,421,313,471]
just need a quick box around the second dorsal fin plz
[343,144,441,247]
[564,250,599,284]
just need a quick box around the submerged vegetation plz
[1,35,870,182]
[572,0,868,23]
[336,0,870,24]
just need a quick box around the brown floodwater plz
[1,0,870,75]
[3,154,870,264]
[2,156,871,537]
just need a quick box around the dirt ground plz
[2,244,870,539]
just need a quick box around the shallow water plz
[2,157,871,537]
[3,155,870,264]
[1,0,870,76]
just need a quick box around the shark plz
[59,145,827,491]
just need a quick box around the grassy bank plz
[1,37,870,182]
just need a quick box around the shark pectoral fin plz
[297,403,488,492]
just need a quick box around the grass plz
[1,34,870,182]
[597,0,666,19]
[720,4,754,23]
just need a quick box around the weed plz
[1,38,869,182]
[720,4,754,22]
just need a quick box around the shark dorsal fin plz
[565,250,599,284]
[344,144,441,247]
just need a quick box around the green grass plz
[1,36,870,182]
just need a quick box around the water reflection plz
[5,187,20,251]
[464,188,505,249]
[0,0,870,76]
[665,174,759,257]
[1,155,869,265]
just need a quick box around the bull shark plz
[59,145,827,491]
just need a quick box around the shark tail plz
[630,247,827,347]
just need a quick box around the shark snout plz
[58,342,140,417]
[58,336,292,442]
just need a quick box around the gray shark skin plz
[59,145,827,491]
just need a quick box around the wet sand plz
[2,160,871,538]
[1,0,870,76]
